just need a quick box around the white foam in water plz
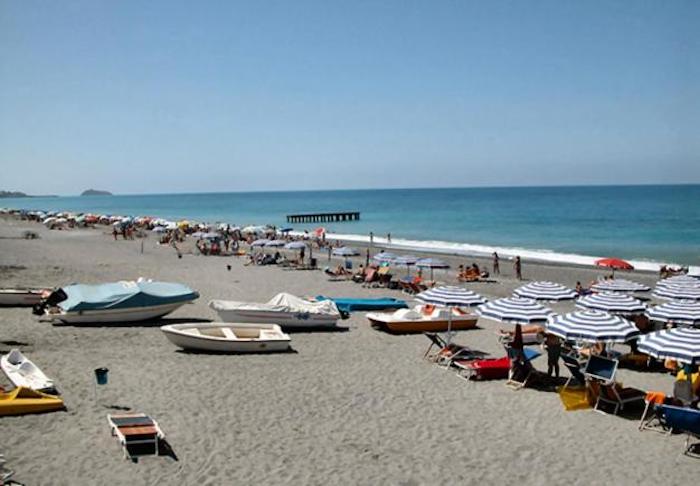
[314,232,669,272]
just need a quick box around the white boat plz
[160,322,292,353]
[0,349,57,394]
[209,293,341,329]
[0,288,48,307]
[367,305,479,334]
[35,280,199,324]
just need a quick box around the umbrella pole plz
[447,305,453,346]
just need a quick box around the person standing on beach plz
[300,246,305,264]
[514,256,522,280]
[365,247,370,267]
[387,233,391,244]
[492,252,500,275]
[544,333,562,378]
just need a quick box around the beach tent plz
[546,310,639,343]
[513,281,577,301]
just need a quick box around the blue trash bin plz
[94,367,109,385]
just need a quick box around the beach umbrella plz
[191,231,206,238]
[576,292,646,316]
[393,255,418,275]
[152,227,167,233]
[279,227,293,233]
[284,241,307,250]
[637,328,700,364]
[373,252,398,264]
[546,310,639,343]
[251,239,270,247]
[595,257,634,276]
[332,246,359,257]
[202,232,222,240]
[513,281,577,301]
[476,297,553,325]
[415,257,450,280]
[656,275,700,288]
[646,300,700,327]
[314,227,326,237]
[653,284,700,301]
[265,239,287,247]
[416,286,486,344]
[591,278,650,293]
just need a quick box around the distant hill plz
[81,189,113,196]
[0,190,29,198]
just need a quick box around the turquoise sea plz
[3,185,699,267]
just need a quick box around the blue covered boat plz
[315,296,407,314]
[36,280,199,324]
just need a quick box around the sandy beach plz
[0,217,696,485]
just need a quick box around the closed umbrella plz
[546,310,639,343]
[646,300,700,327]
[638,328,700,364]
[476,297,553,325]
[576,292,646,316]
[513,281,577,301]
[591,279,650,293]
[416,286,486,344]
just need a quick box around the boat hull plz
[161,323,291,353]
[367,314,478,334]
[47,301,191,324]
[0,289,45,306]
[0,387,64,416]
[213,309,339,329]
[1,351,56,394]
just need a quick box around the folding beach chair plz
[505,347,542,390]
[108,413,165,461]
[638,391,670,433]
[659,405,700,456]
[584,355,645,415]
[422,332,479,366]
[561,352,587,390]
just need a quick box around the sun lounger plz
[423,332,479,365]
[361,269,378,287]
[505,347,543,390]
[661,405,700,456]
[454,356,511,381]
[561,352,587,390]
[108,413,165,460]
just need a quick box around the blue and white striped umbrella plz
[332,246,359,256]
[637,328,700,364]
[546,310,639,343]
[284,241,307,250]
[476,297,553,325]
[591,278,650,293]
[415,258,450,268]
[373,252,398,263]
[646,300,700,326]
[264,239,287,247]
[653,283,700,301]
[576,292,646,316]
[251,239,270,247]
[394,255,419,266]
[656,275,700,289]
[416,286,486,307]
[513,281,577,301]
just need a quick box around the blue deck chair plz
[660,405,700,456]
[505,347,542,390]
[584,355,645,415]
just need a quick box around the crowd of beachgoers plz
[1,206,700,484]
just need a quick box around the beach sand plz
[0,217,696,485]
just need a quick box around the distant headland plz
[0,190,57,198]
[81,189,113,196]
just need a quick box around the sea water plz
[3,185,699,268]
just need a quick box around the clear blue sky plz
[1,1,698,195]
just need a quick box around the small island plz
[81,189,113,196]
[0,190,29,198]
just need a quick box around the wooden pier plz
[286,211,360,223]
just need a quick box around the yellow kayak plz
[0,386,65,416]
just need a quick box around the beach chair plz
[375,267,392,288]
[638,391,670,433]
[361,269,377,287]
[561,352,587,390]
[505,347,542,390]
[583,355,645,415]
[454,356,511,381]
[422,332,477,365]
[108,413,165,460]
[660,405,700,456]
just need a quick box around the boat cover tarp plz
[315,296,407,313]
[58,281,199,312]
[210,292,340,316]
